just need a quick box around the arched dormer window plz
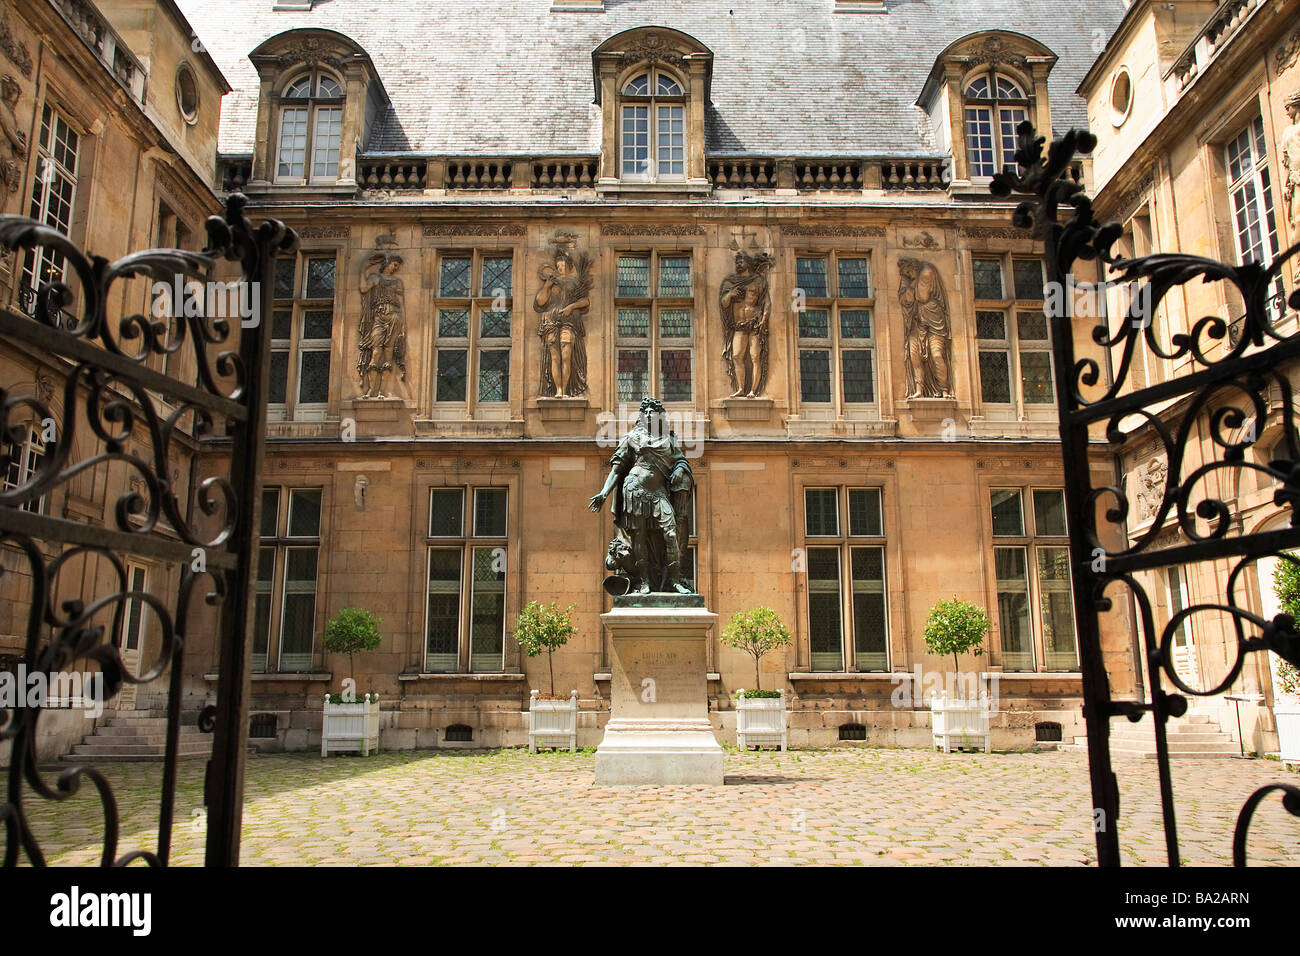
[276,70,344,183]
[619,69,686,180]
[592,27,713,193]
[963,71,1029,179]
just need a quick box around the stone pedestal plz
[595,594,723,786]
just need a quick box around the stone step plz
[78,733,206,746]
[62,750,210,763]
[70,741,212,756]
[1110,731,1236,745]
[96,724,207,738]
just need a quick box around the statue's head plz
[1288,90,1300,122]
[0,76,18,106]
[733,252,749,273]
[638,395,667,431]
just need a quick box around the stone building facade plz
[7,0,1292,757]
[1080,0,1300,753]
[0,0,227,760]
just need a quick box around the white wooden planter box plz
[931,692,991,753]
[735,689,787,751]
[528,690,578,753]
[1277,703,1300,769]
[321,694,380,757]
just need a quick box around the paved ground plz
[15,747,1300,866]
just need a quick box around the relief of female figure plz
[357,252,407,399]
[535,239,593,398]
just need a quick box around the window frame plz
[253,485,324,675]
[988,485,1079,673]
[962,70,1030,180]
[2,424,49,515]
[1224,116,1284,324]
[618,68,687,183]
[800,485,890,673]
[274,70,345,186]
[423,485,510,674]
[794,251,877,419]
[431,249,516,417]
[21,102,81,324]
[613,249,695,406]
[972,254,1054,421]
[269,250,338,422]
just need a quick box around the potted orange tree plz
[515,600,579,752]
[923,597,992,753]
[722,606,792,750]
[320,607,383,757]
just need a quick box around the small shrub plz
[720,606,792,692]
[922,597,990,698]
[322,607,383,688]
[514,601,576,697]
[737,689,781,699]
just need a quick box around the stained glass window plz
[477,350,509,402]
[480,311,511,339]
[436,350,467,402]
[660,349,691,402]
[840,309,871,340]
[438,309,469,338]
[1038,547,1077,670]
[304,257,335,298]
[837,258,871,298]
[269,351,288,405]
[288,489,322,537]
[617,256,650,297]
[799,349,831,403]
[1019,351,1054,404]
[279,547,318,672]
[440,257,472,297]
[617,349,649,403]
[297,350,329,404]
[470,546,506,672]
[796,257,828,298]
[973,259,1003,299]
[273,259,296,300]
[979,350,1011,404]
[481,256,513,299]
[303,310,332,339]
[799,309,830,339]
[617,308,649,338]
[1013,259,1044,300]
[995,547,1034,670]
[841,350,874,404]
[659,309,691,339]
[976,310,1006,339]
[658,256,691,296]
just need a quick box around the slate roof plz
[177,0,1126,158]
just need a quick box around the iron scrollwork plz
[0,193,296,866]
[993,120,1300,866]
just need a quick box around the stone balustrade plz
[1170,0,1263,95]
[359,159,428,191]
[52,0,147,105]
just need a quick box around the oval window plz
[1110,68,1133,128]
[176,62,199,124]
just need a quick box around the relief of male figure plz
[720,251,774,397]
[589,396,694,595]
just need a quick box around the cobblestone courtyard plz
[19,748,1300,866]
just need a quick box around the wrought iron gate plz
[994,122,1300,865]
[0,195,296,866]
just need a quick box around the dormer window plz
[276,70,344,183]
[620,70,685,181]
[963,71,1029,179]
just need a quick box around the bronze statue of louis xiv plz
[589,396,694,595]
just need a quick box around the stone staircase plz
[1059,712,1240,758]
[63,709,212,763]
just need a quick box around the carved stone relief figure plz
[720,250,775,397]
[898,257,953,399]
[535,232,593,398]
[0,75,27,195]
[1281,91,1300,280]
[1136,457,1168,522]
[357,251,407,399]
